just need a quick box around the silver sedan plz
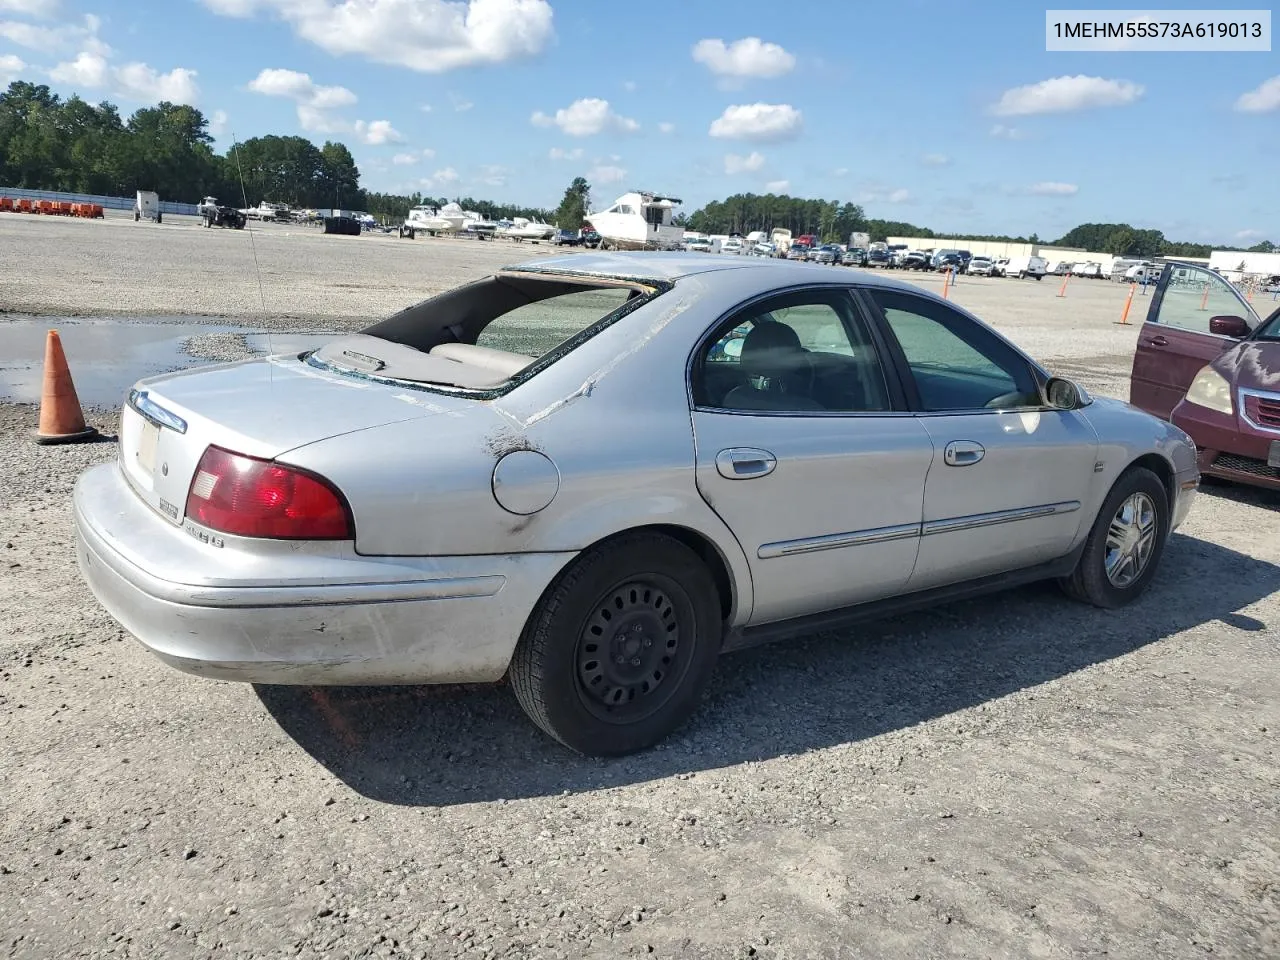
[73,253,1200,756]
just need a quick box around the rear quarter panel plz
[281,271,765,625]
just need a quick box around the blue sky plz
[1,0,1276,243]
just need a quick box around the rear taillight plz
[185,446,353,540]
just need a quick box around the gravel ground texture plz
[2,212,1278,959]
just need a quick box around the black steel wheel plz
[574,576,690,724]
[509,532,722,756]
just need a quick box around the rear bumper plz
[1171,401,1280,491]
[72,463,575,684]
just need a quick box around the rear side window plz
[694,289,893,413]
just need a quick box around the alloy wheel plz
[1104,492,1158,588]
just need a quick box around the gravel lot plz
[2,212,1278,959]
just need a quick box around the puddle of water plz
[0,318,338,407]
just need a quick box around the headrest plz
[739,322,806,377]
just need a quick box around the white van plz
[1003,255,1048,280]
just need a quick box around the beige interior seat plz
[428,343,535,378]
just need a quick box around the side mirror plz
[1045,377,1089,410]
[1209,315,1250,338]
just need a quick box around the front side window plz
[869,291,1040,412]
[694,290,892,413]
[1155,265,1254,335]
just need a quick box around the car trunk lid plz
[118,352,465,527]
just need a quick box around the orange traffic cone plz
[35,330,99,445]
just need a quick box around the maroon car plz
[1130,261,1280,491]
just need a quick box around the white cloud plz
[724,151,765,174]
[921,153,950,166]
[1026,181,1079,196]
[419,102,433,112]
[421,147,436,158]
[477,163,505,186]
[709,103,801,142]
[392,152,418,165]
[249,67,355,106]
[49,50,107,87]
[989,123,1027,140]
[589,164,626,184]
[1235,228,1265,240]
[450,92,473,112]
[833,167,848,177]
[207,109,229,135]
[0,0,59,16]
[692,37,795,79]
[354,118,403,144]
[200,0,554,73]
[549,146,583,160]
[857,186,912,204]
[531,97,638,136]
[764,179,789,193]
[115,62,199,103]
[0,13,108,55]
[0,52,23,83]
[657,121,674,134]
[249,67,378,134]
[991,75,1143,116]
[622,79,636,92]
[420,166,460,189]
[1235,76,1280,113]
[49,50,199,103]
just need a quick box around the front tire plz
[509,532,722,756]
[1060,467,1169,608]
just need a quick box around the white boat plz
[400,202,470,237]
[583,191,683,251]
[463,211,499,239]
[500,217,557,241]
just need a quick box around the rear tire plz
[509,532,722,756]
[1059,467,1169,609]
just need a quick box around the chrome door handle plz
[943,440,985,467]
[1145,335,1168,346]
[715,447,777,479]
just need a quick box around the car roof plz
[504,251,922,291]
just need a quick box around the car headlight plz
[1184,365,1233,415]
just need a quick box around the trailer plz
[134,190,161,223]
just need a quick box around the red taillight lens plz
[185,446,353,540]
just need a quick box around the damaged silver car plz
[73,252,1199,756]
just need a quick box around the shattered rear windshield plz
[305,274,660,396]
[477,287,633,357]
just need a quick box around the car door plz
[690,287,934,626]
[1130,263,1261,419]
[863,288,1099,590]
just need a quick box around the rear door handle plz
[943,440,985,467]
[1145,335,1169,346]
[715,447,777,479]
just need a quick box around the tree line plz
[3,81,1271,254]
[0,81,551,221]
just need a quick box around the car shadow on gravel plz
[255,532,1280,807]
